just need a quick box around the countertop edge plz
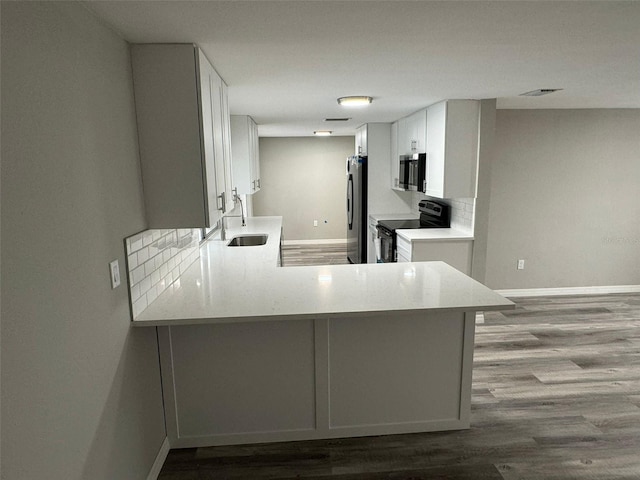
[396,228,475,242]
[131,302,515,327]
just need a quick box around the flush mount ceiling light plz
[519,89,563,97]
[314,130,332,136]
[337,96,373,107]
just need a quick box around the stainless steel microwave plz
[399,153,426,192]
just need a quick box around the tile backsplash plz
[448,198,475,232]
[413,193,476,233]
[125,228,201,319]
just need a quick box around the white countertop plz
[133,216,512,326]
[396,227,475,242]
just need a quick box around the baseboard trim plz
[146,437,170,480]
[496,285,640,298]
[283,239,347,245]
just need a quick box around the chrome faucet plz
[235,192,246,227]
[220,190,246,241]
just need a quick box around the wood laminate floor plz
[158,247,640,479]
[280,242,350,267]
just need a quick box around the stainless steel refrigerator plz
[346,155,367,264]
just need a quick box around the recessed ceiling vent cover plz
[324,118,351,122]
[520,89,563,97]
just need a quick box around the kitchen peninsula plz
[134,216,514,448]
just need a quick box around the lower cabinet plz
[158,310,475,448]
[396,235,473,275]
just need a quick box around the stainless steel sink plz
[227,234,268,247]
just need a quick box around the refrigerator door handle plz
[347,174,354,229]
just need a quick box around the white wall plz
[253,136,354,241]
[1,3,166,479]
[485,109,640,289]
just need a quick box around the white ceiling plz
[85,1,640,137]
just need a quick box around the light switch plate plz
[110,259,121,289]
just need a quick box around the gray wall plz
[485,109,640,289]
[253,136,354,241]
[1,3,166,479]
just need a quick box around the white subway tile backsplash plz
[125,227,200,320]
[450,197,475,232]
[146,285,158,304]
[144,258,155,277]
[139,276,151,296]
[127,253,138,269]
[130,233,143,251]
[132,295,148,318]
[131,265,145,285]
[138,247,149,264]
[131,283,141,302]
[151,269,161,286]
[142,232,153,247]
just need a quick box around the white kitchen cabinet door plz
[200,51,234,216]
[396,117,411,155]
[220,81,235,211]
[410,240,473,275]
[231,115,261,194]
[131,43,229,228]
[425,100,480,199]
[408,109,427,153]
[396,109,427,156]
[356,124,368,156]
[390,121,402,190]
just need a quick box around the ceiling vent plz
[519,89,563,97]
[324,118,351,122]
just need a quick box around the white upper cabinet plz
[231,115,261,194]
[204,61,235,213]
[396,109,427,155]
[390,121,400,190]
[355,124,368,156]
[425,100,480,199]
[131,43,233,228]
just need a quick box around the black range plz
[376,200,451,263]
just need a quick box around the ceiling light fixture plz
[337,96,373,107]
[314,130,332,136]
[519,89,563,97]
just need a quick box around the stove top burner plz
[378,219,423,230]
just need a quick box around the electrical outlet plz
[517,259,525,270]
[109,259,121,288]
[313,220,318,227]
